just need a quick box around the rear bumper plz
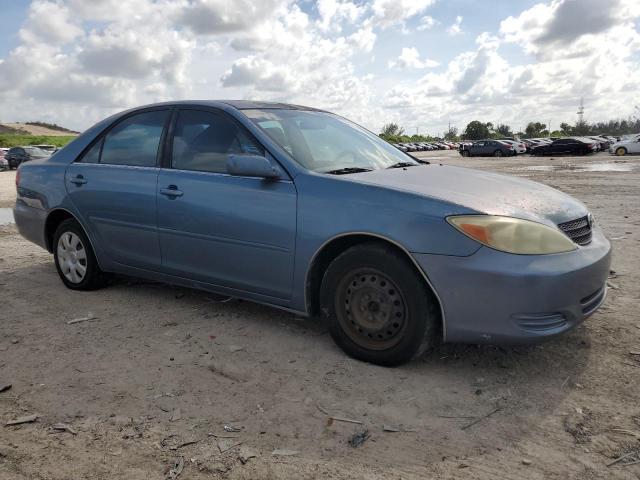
[13,202,47,250]
[413,227,611,345]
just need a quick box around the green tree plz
[462,121,490,140]
[444,126,459,141]
[524,122,547,138]
[559,122,573,135]
[572,120,590,136]
[380,123,404,137]
[495,124,513,138]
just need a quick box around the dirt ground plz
[1,151,639,480]
[2,123,77,136]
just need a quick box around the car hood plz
[348,164,588,226]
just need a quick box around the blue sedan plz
[13,101,611,366]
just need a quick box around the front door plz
[157,108,297,300]
[65,109,170,270]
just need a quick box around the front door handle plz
[160,185,183,197]
[70,175,87,185]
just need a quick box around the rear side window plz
[172,110,263,173]
[100,110,168,167]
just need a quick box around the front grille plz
[557,215,592,246]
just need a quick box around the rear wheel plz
[493,150,503,157]
[320,243,439,366]
[53,218,105,290]
[615,147,627,156]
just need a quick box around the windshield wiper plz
[322,167,374,175]
[386,161,419,169]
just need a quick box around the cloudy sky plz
[0,0,639,135]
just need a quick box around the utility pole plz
[577,97,584,124]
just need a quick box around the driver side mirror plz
[226,154,280,179]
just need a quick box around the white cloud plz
[417,15,437,30]
[19,0,83,45]
[179,0,291,34]
[447,15,463,36]
[316,0,365,31]
[371,0,436,29]
[389,47,439,69]
[0,0,639,137]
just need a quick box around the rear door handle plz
[70,175,87,185]
[160,185,183,197]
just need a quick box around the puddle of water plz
[524,162,634,173]
[0,208,14,225]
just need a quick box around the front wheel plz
[461,150,470,157]
[615,147,627,156]
[320,243,439,366]
[493,150,503,157]
[53,218,105,290]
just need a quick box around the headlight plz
[447,215,577,254]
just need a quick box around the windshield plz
[24,147,49,157]
[243,109,419,173]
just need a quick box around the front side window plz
[171,109,263,173]
[244,109,419,173]
[79,139,102,163]
[101,110,168,167]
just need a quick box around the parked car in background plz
[459,139,516,157]
[609,134,640,156]
[32,144,57,153]
[13,100,611,366]
[393,143,408,152]
[530,138,597,156]
[586,136,611,151]
[5,146,51,169]
[0,149,8,171]
[499,139,526,154]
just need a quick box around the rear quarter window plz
[100,110,168,167]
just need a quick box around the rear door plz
[629,137,640,153]
[65,108,170,270]
[156,108,297,300]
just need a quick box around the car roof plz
[124,100,326,112]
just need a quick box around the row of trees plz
[378,123,440,144]
[380,117,640,142]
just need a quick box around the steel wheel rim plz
[57,232,87,284]
[337,268,408,350]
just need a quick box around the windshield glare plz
[244,109,418,172]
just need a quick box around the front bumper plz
[414,226,611,345]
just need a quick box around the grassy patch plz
[0,135,77,148]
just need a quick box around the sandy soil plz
[3,123,78,136]
[1,152,639,479]
[0,171,17,208]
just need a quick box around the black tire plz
[53,218,105,290]
[461,150,470,157]
[319,242,439,366]
[493,150,503,157]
